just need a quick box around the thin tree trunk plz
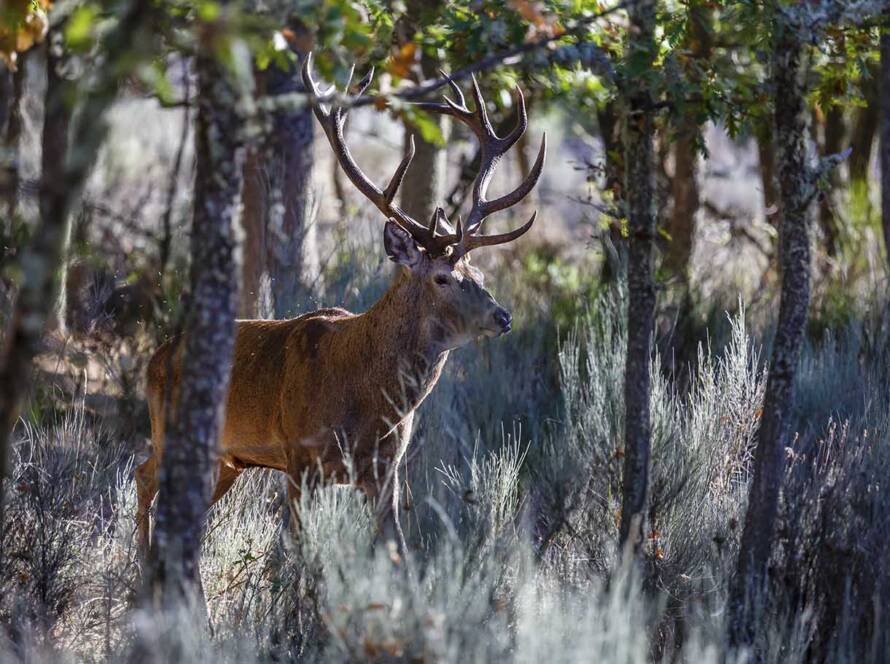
[396,0,448,223]
[817,106,844,258]
[240,47,317,320]
[42,41,70,335]
[597,101,627,283]
[881,21,890,266]
[0,62,11,215]
[2,50,27,240]
[0,0,151,551]
[665,4,711,287]
[0,39,72,527]
[265,53,316,318]
[239,144,267,318]
[849,63,878,187]
[159,61,190,280]
[0,63,10,134]
[618,0,657,556]
[756,124,780,227]
[238,63,268,319]
[401,108,449,222]
[666,131,698,281]
[729,20,812,651]
[149,35,247,602]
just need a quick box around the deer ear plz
[383,221,424,269]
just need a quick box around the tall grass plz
[1,253,889,661]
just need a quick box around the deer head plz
[303,54,546,348]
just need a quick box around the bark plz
[665,4,712,286]
[0,42,72,528]
[817,106,844,258]
[239,143,267,317]
[666,132,697,282]
[159,61,190,279]
[149,39,246,601]
[618,0,657,556]
[4,52,26,221]
[756,124,780,227]
[401,109,449,222]
[239,48,317,319]
[45,44,71,335]
[0,1,151,550]
[0,63,12,225]
[848,63,878,187]
[0,64,10,134]
[265,57,316,318]
[597,100,627,283]
[396,0,448,223]
[881,22,890,266]
[728,20,812,651]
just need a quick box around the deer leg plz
[135,455,159,568]
[283,458,321,539]
[209,463,242,507]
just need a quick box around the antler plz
[303,54,545,259]
[415,73,546,258]
[302,54,462,257]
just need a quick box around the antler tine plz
[355,66,375,96]
[468,132,546,228]
[413,70,473,118]
[457,211,537,256]
[384,134,415,204]
[440,69,467,109]
[301,53,328,117]
[499,86,528,153]
[429,206,446,235]
[469,74,496,139]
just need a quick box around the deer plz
[135,54,546,561]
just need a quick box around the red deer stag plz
[135,55,545,559]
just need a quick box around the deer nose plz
[492,308,512,334]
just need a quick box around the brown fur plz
[135,260,508,558]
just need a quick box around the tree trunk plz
[3,53,26,223]
[665,4,711,287]
[618,0,657,556]
[239,50,317,320]
[266,56,316,318]
[596,101,627,283]
[0,62,12,225]
[881,21,890,266]
[729,20,812,651]
[401,108,449,222]
[0,1,151,549]
[395,0,448,223]
[149,36,247,602]
[849,63,878,187]
[239,144,267,318]
[42,43,70,336]
[817,106,844,258]
[756,124,780,227]
[0,39,71,523]
[666,132,698,282]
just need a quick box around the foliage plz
[0,0,50,69]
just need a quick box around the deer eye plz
[434,274,451,286]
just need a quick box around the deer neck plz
[360,268,449,406]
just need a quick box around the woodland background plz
[0,0,889,661]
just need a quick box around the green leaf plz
[403,107,445,146]
[65,4,98,51]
